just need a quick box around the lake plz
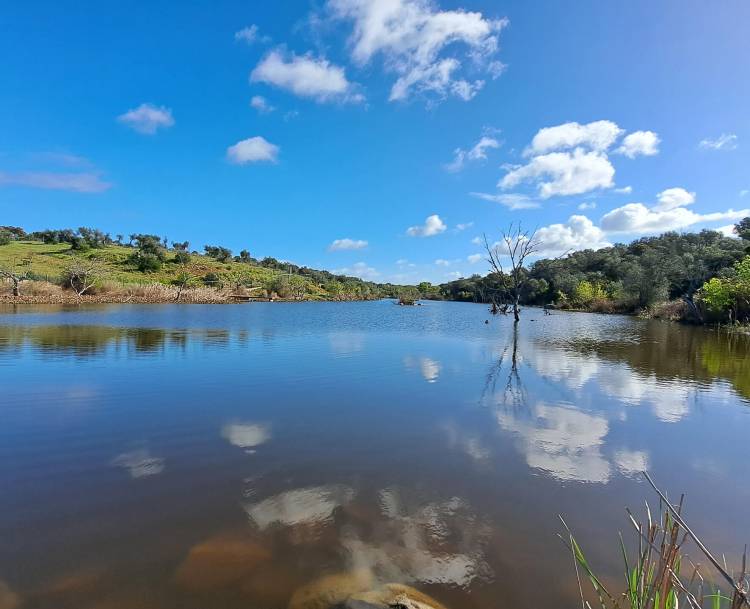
[1,301,749,609]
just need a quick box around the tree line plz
[424,218,750,324]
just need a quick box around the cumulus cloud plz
[117,103,174,134]
[406,214,447,237]
[614,186,633,194]
[328,0,507,102]
[655,187,695,210]
[500,148,615,198]
[0,170,112,193]
[329,238,368,251]
[536,215,611,255]
[699,133,738,151]
[501,121,658,199]
[616,130,660,158]
[250,95,274,113]
[226,136,279,164]
[332,261,379,279]
[525,120,623,156]
[251,50,362,103]
[445,135,500,171]
[578,201,596,211]
[601,188,749,234]
[470,192,540,210]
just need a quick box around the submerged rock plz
[345,583,448,609]
[0,581,19,609]
[174,536,270,590]
[288,569,373,609]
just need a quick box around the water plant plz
[560,473,749,609]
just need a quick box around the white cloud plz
[456,222,474,231]
[526,120,623,156]
[117,103,174,134]
[536,215,611,255]
[500,148,615,198]
[333,261,379,279]
[740,189,749,198]
[467,253,482,264]
[601,188,749,234]
[434,258,451,266]
[614,186,633,194]
[655,187,695,210]
[251,50,362,103]
[406,214,447,237]
[226,136,279,164]
[329,238,368,251]
[328,0,507,102]
[577,201,596,211]
[445,271,463,280]
[699,133,738,151]
[616,130,660,158]
[470,192,540,210]
[445,136,500,172]
[0,170,112,193]
[235,25,261,44]
[250,95,274,113]
[717,224,739,238]
[470,236,483,245]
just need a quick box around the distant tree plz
[63,257,102,296]
[172,241,190,251]
[173,251,191,265]
[115,234,124,245]
[0,262,26,296]
[485,223,541,323]
[0,230,12,246]
[129,234,167,271]
[238,249,252,263]
[204,245,232,262]
[736,217,750,250]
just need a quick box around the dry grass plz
[0,279,231,304]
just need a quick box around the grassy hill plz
[0,237,399,302]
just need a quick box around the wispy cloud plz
[471,192,540,210]
[445,135,500,172]
[699,133,738,151]
[250,95,275,114]
[0,170,112,193]
[234,25,269,45]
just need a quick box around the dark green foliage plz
[204,245,232,262]
[173,251,191,264]
[435,226,749,312]
[0,231,12,246]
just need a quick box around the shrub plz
[173,251,191,265]
[0,230,12,246]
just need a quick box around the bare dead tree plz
[0,258,27,297]
[64,258,101,296]
[0,267,24,297]
[485,223,541,323]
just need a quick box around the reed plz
[560,473,749,609]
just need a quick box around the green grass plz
[0,241,325,296]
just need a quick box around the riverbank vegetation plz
[562,473,749,609]
[428,218,750,327]
[0,225,403,303]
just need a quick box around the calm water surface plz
[1,301,749,609]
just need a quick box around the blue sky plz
[1,0,749,284]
